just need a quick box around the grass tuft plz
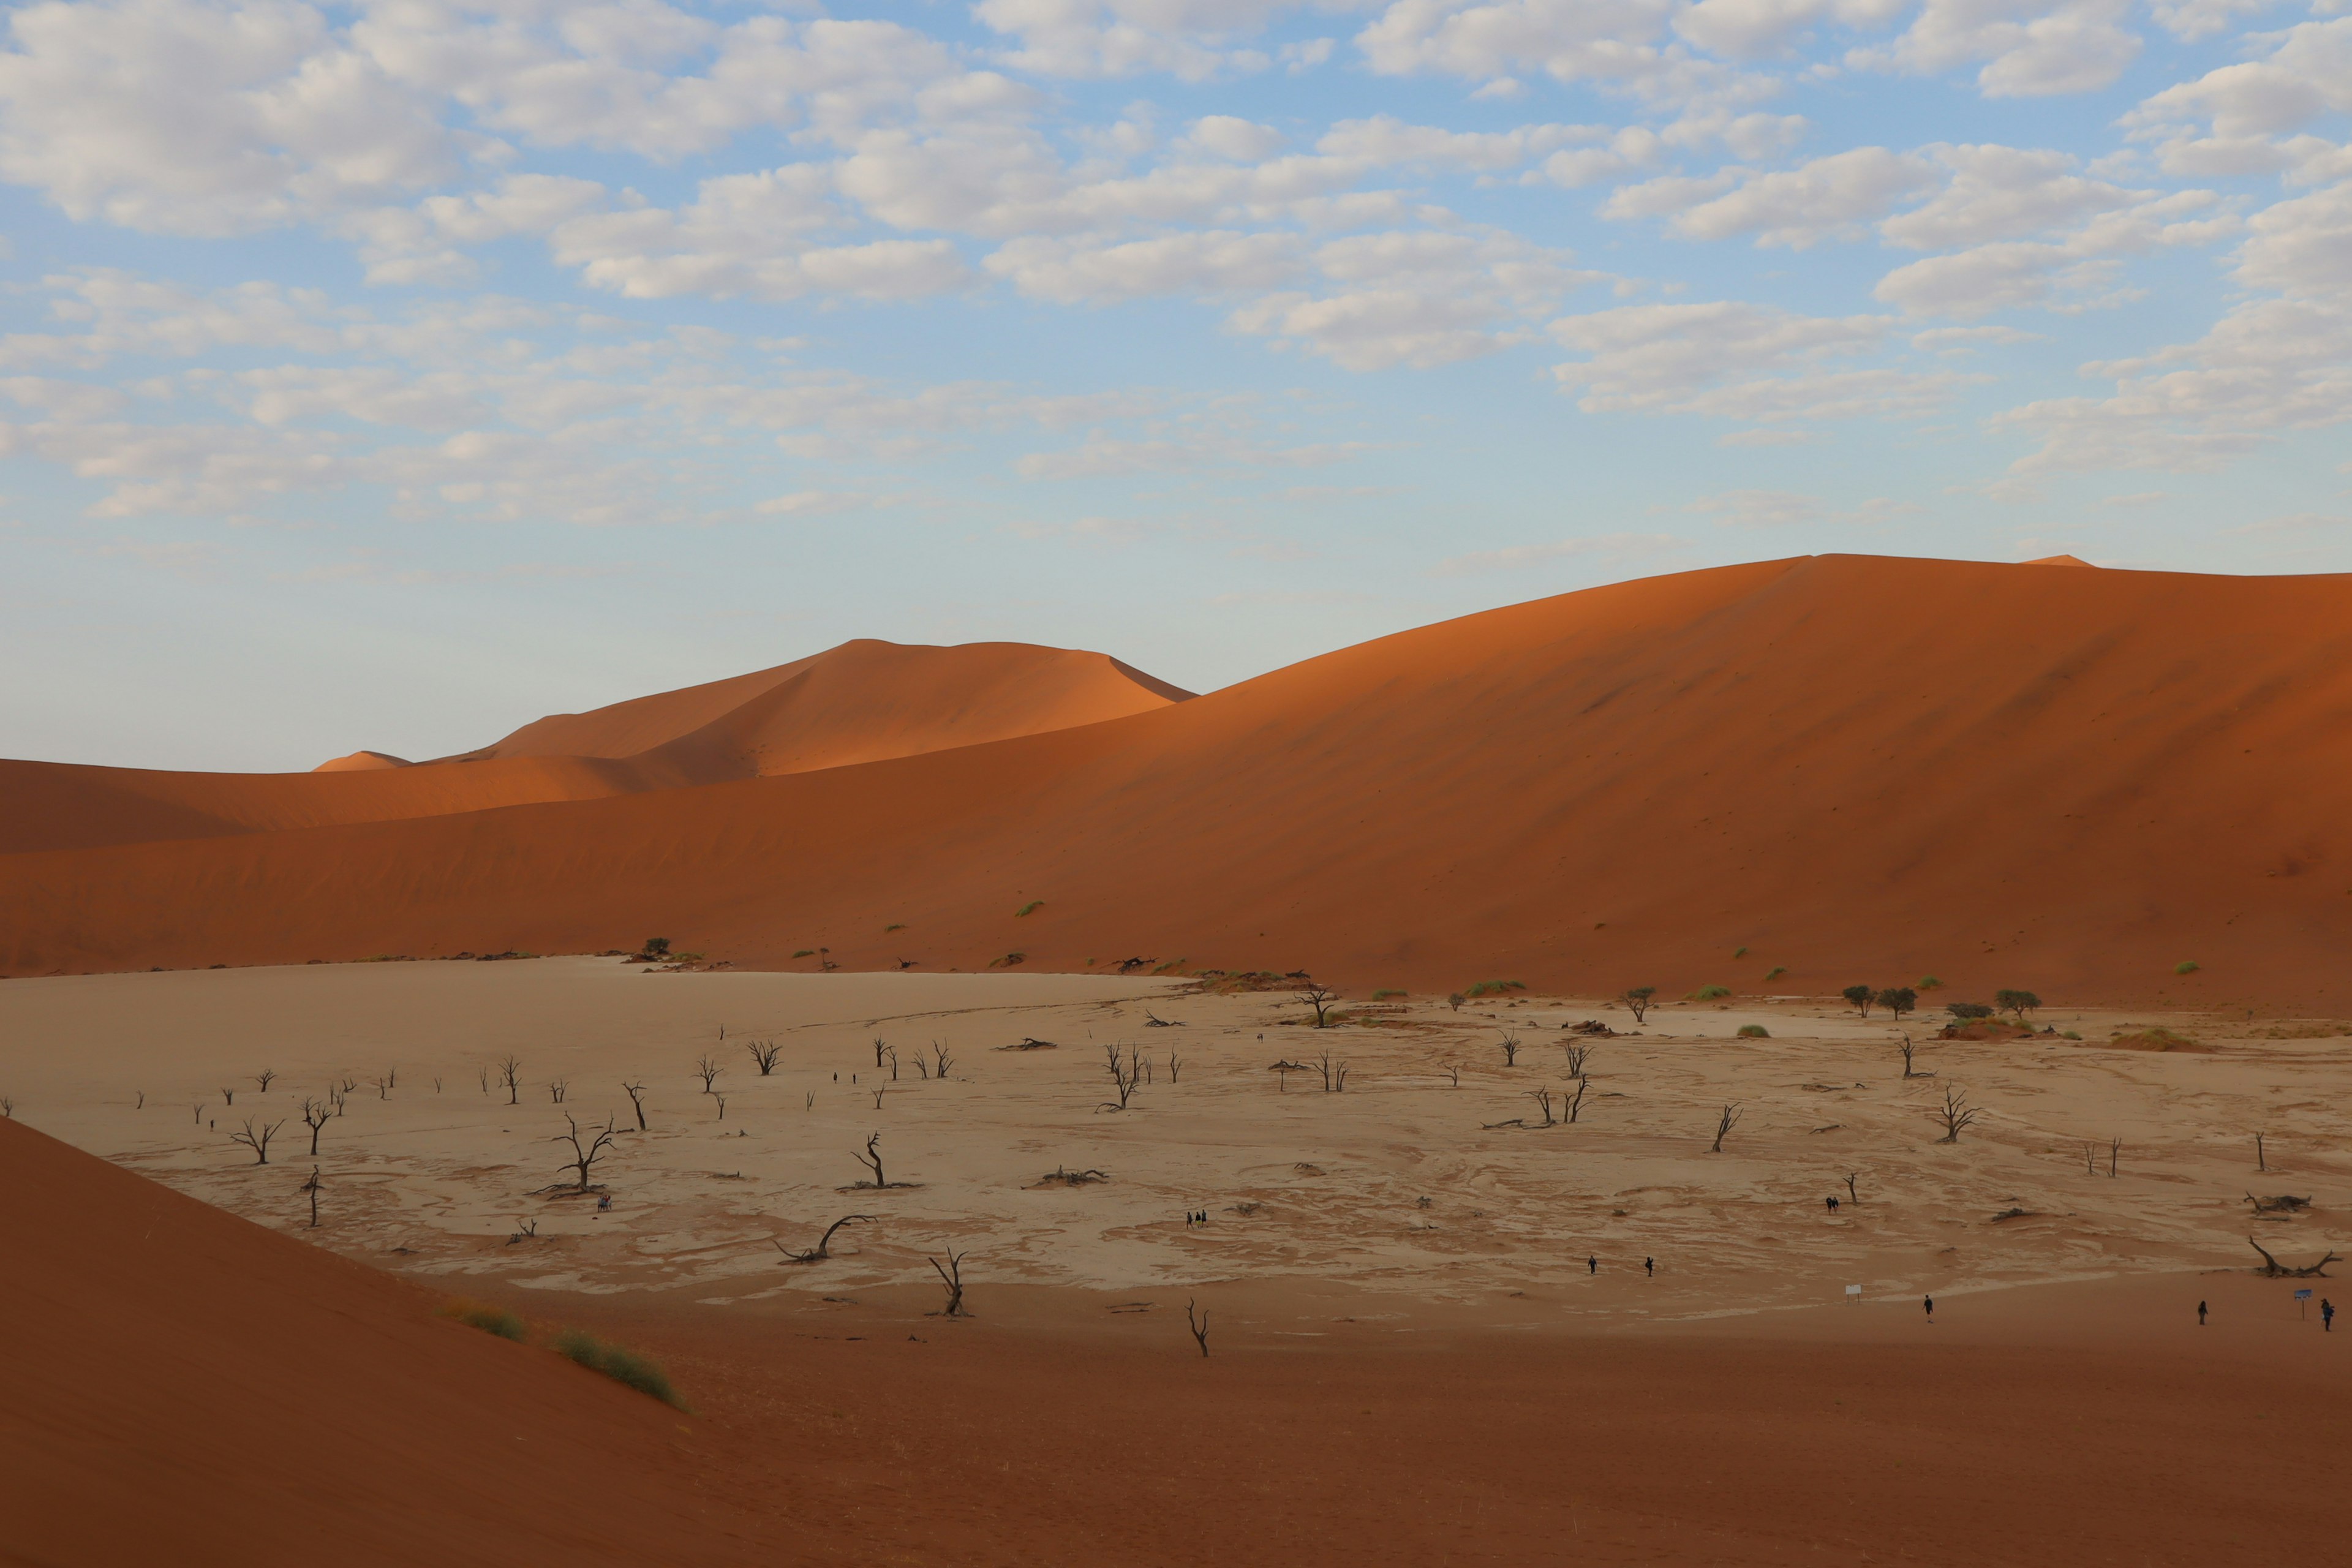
[1687,985,1731,1001]
[2173,959,2200,975]
[791,949,815,959]
[1915,975,1943,990]
[883,923,907,933]
[1372,988,1407,1000]
[1463,979,1526,998]
[442,1299,526,1341]
[1736,1023,1770,1038]
[554,1329,685,1408]
[1015,900,1044,918]
[1763,966,1787,981]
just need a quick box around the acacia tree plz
[1875,986,1917,1022]
[1842,985,1874,1018]
[1295,985,1340,1028]
[1994,989,2041,1020]
[229,1117,285,1166]
[1623,987,1656,1023]
[299,1096,333,1156]
[1932,1085,1981,1143]
[553,1113,619,1192]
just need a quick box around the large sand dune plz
[6,555,2349,1008]
[0,637,1188,856]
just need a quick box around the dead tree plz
[694,1054,723,1093]
[371,1074,393,1100]
[1186,1298,1210,1358]
[930,1041,953,1079]
[553,1114,619,1192]
[1295,985,1339,1028]
[2079,1141,2098,1175]
[621,1080,649,1131]
[870,1088,885,1109]
[1314,1050,1348,1092]
[1564,1077,1590,1123]
[1932,1085,1981,1144]
[1167,1051,1181,1084]
[498,1055,522,1105]
[192,1102,205,1125]
[873,1036,889,1069]
[910,1051,927,1080]
[221,1087,235,1106]
[1498,1031,1520,1067]
[0,1096,13,1118]
[747,1039,783,1076]
[853,1131,888,1188]
[253,1069,276,1093]
[300,1096,332,1156]
[1844,1172,1860,1205]
[2247,1193,2313,1215]
[714,1092,728,1121]
[2247,1237,2339,1277]
[930,1249,970,1316]
[775,1214,875,1264]
[1898,1036,1925,1078]
[1101,1044,1144,1110]
[1710,1103,1743,1154]
[300,1166,323,1228]
[2256,1133,2267,1172]
[229,1117,285,1166]
[1442,1063,1460,1088]
[2108,1136,2122,1177]
[1563,1042,1593,1078]
[548,1078,568,1104]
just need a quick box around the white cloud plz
[1317,113,1588,170]
[2122,18,2352,177]
[1354,0,1752,106]
[1548,300,1960,421]
[971,0,1300,80]
[1182,115,1287,161]
[987,231,1308,301]
[1608,146,1935,246]
[1850,0,2142,98]
[1673,0,1906,59]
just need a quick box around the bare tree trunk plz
[930,1249,969,1316]
[1186,1298,1210,1357]
[1711,1103,1742,1153]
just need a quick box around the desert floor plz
[1,957,2345,1325]
[6,959,2350,1565]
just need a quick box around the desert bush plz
[1373,989,1406,1000]
[1464,980,1526,998]
[443,1300,526,1341]
[1015,901,1044,918]
[1447,992,1466,1011]
[1687,985,1731,1001]
[1915,976,1944,990]
[1947,1002,1994,1020]
[992,951,1027,968]
[1763,966,1787,981]
[2109,1025,2208,1052]
[793,949,815,959]
[2173,960,2200,976]
[553,1330,684,1408]
[1736,1023,1770,1038]
[2061,1030,2082,1039]
[1994,989,2041,1018]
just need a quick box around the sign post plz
[1844,1284,1863,1304]
[2296,1287,2313,1319]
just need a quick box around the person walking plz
[2324,1298,2335,1333]
[1644,1256,1654,1278]
[2198,1299,2207,1326]
[1923,1294,1935,1324]
[1588,1254,1598,1275]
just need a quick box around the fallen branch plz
[775,1214,874,1264]
[2247,1236,2339,1277]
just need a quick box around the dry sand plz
[6,962,2348,1566]
[7,555,2351,1009]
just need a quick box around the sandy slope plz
[0,1115,782,1568]
[7,554,2350,1009]
[0,638,1186,856]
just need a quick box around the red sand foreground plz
[6,554,2351,1006]
[7,1114,2345,1566]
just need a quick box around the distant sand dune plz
[5,554,2348,1007]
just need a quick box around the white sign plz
[2295,1288,2314,1300]
[1844,1284,1863,1297]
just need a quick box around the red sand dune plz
[6,554,2350,1008]
[0,1117,771,1567]
[0,639,1186,856]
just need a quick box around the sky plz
[2,0,2348,772]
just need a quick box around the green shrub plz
[2061,1030,2082,1040]
[883,922,907,933]
[1687,985,1731,1001]
[1947,1002,1993,1020]
[1915,975,1943,990]
[1736,1023,1770,1038]
[1373,989,1406,1000]
[443,1300,526,1341]
[1994,988,2042,1018]
[1733,946,1749,958]
[1464,980,1526,998]
[1763,966,1787,981]
[792,949,815,959]
[1015,900,1044,918]
[991,951,1027,968]
[2173,960,2199,976]
[554,1330,684,1408]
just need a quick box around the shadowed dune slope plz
[0,1118,775,1568]
[0,639,1189,855]
[6,554,2350,1006]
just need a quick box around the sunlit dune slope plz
[0,1118,769,1567]
[0,639,1189,854]
[6,555,2349,1007]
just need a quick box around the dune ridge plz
[6,554,2350,1007]
[1,638,1188,856]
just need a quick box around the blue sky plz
[3,0,2347,770]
